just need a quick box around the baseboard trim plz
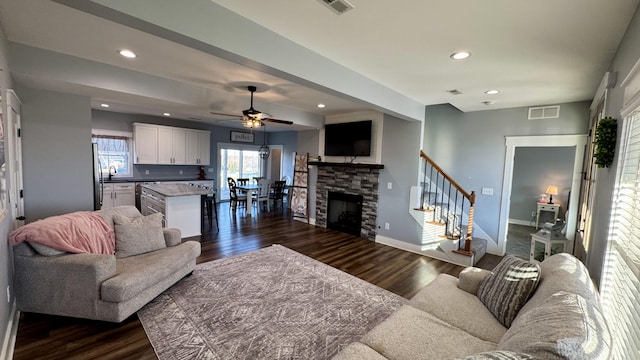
[1,300,19,360]
[509,219,534,227]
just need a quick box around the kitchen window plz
[92,130,133,177]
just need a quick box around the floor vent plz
[317,0,355,15]
[528,105,560,120]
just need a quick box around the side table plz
[530,229,567,262]
[536,203,560,229]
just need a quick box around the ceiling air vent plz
[447,89,462,95]
[317,0,355,15]
[528,105,560,120]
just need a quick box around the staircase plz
[409,151,487,267]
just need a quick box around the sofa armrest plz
[14,253,116,318]
[458,267,492,295]
[163,228,182,247]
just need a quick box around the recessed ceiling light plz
[317,103,326,108]
[118,49,137,58]
[485,90,500,95]
[163,112,171,116]
[100,103,110,108]
[450,51,471,60]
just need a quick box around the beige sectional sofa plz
[333,253,611,360]
[12,206,201,323]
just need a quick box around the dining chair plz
[255,178,271,212]
[236,178,250,196]
[227,177,247,212]
[281,175,292,203]
[270,180,286,211]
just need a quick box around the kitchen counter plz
[141,183,212,196]
[105,178,213,184]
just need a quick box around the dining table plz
[235,184,263,215]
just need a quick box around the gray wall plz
[0,23,16,352]
[376,115,422,241]
[268,131,297,180]
[424,101,589,241]
[18,87,93,222]
[588,5,640,286]
[510,147,576,223]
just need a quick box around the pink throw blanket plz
[9,211,115,255]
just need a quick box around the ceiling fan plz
[210,85,294,127]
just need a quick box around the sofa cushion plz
[113,213,165,258]
[331,342,387,360]
[29,242,67,256]
[457,351,533,359]
[477,255,541,328]
[499,291,611,360]
[409,274,507,343]
[101,241,200,302]
[518,253,598,318]
[360,305,497,360]
[458,266,492,295]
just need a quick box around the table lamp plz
[546,185,558,204]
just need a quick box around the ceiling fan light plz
[242,117,262,128]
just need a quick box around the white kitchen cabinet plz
[133,124,158,164]
[102,183,135,209]
[134,123,208,165]
[158,127,186,164]
[186,130,210,165]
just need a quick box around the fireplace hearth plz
[327,192,363,236]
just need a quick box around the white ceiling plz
[1,0,638,130]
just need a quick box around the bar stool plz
[201,192,218,233]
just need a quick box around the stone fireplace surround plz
[312,162,384,241]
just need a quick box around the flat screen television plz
[324,120,372,157]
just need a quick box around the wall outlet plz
[208,168,213,173]
[145,170,149,175]
[532,211,537,217]
[6,285,10,303]
[387,182,393,190]
[179,170,183,175]
[384,223,390,230]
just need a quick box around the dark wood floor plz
[13,202,501,360]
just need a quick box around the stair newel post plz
[463,191,476,254]
[439,172,446,223]
[459,199,466,250]
[429,165,435,209]
[433,172,439,222]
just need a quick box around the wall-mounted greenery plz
[594,116,617,168]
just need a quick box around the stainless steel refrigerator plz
[92,143,104,210]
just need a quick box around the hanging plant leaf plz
[594,117,617,168]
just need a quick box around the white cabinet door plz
[185,130,200,165]
[157,127,174,164]
[102,183,135,209]
[172,128,187,164]
[198,131,211,165]
[133,124,158,164]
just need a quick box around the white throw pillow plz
[113,213,165,258]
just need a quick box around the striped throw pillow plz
[477,255,541,327]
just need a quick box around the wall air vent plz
[317,0,355,15]
[528,105,560,120]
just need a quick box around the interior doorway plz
[497,135,587,256]
[505,146,577,259]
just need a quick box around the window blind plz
[601,110,640,359]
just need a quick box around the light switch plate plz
[481,187,493,195]
[387,182,393,190]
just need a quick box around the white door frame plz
[6,90,24,228]
[497,135,587,255]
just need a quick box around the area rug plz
[138,244,406,359]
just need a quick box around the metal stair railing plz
[418,150,476,256]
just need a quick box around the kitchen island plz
[140,183,212,237]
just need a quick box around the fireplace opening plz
[327,192,363,236]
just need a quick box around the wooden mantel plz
[308,161,384,169]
